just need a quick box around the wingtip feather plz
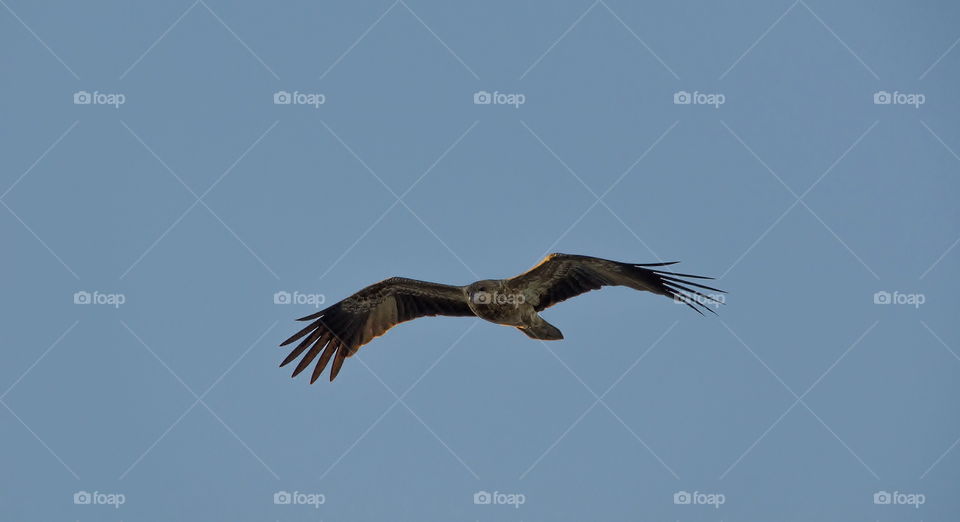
[329,346,347,381]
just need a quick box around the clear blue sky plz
[2,1,958,520]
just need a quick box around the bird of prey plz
[280,253,724,383]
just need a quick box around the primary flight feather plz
[280,253,724,382]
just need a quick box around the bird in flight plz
[280,253,724,383]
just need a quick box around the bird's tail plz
[517,316,564,340]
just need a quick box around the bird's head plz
[466,280,502,305]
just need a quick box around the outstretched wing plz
[279,277,474,383]
[510,253,725,315]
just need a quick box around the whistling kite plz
[280,253,724,382]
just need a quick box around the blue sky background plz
[2,1,959,520]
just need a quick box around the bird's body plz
[462,278,563,340]
[280,253,724,383]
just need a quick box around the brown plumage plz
[280,253,724,382]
